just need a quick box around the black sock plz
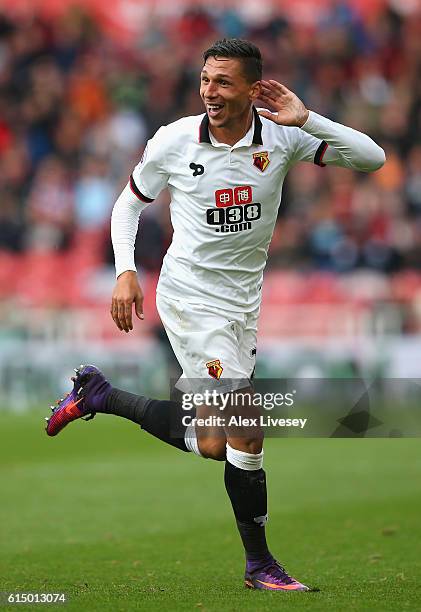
[224,461,271,563]
[100,388,191,453]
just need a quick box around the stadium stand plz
[0,1,420,337]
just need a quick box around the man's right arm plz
[110,182,147,333]
[110,126,170,332]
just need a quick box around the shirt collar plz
[199,106,263,146]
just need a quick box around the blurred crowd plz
[0,1,420,285]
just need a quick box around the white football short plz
[156,293,259,394]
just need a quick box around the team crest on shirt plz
[206,359,223,380]
[252,151,270,172]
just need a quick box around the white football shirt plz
[125,108,385,312]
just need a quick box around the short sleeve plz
[130,126,169,202]
[290,128,328,167]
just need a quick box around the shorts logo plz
[206,359,223,380]
[252,151,270,172]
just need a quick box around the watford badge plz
[206,359,223,380]
[252,151,270,172]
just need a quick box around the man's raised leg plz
[45,365,197,453]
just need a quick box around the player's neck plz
[209,108,253,146]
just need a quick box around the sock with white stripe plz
[184,422,203,457]
[224,444,272,566]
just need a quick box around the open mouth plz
[207,104,224,118]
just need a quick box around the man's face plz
[200,56,259,129]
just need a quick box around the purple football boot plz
[245,558,309,591]
[45,365,112,437]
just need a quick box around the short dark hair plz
[203,38,262,83]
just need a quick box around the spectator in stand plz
[25,156,75,251]
[0,191,24,252]
[74,156,115,230]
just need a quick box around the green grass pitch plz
[1,411,420,611]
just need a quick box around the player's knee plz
[198,438,226,461]
[228,432,264,455]
[243,437,263,454]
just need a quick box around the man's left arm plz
[258,79,386,172]
[299,110,386,172]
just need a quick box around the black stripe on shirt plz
[129,174,154,203]
[314,141,328,167]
